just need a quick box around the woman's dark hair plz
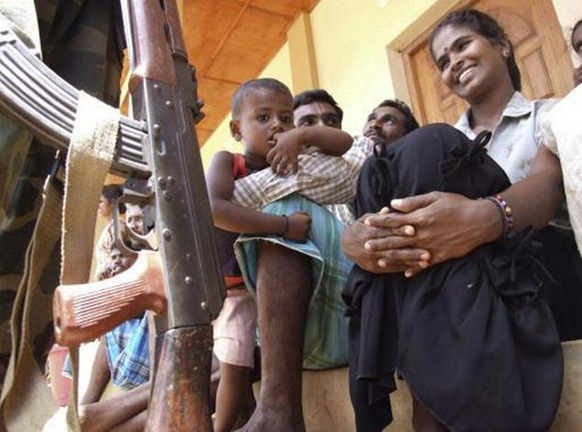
[429,8,522,91]
[572,19,582,50]
[101,183,126,214]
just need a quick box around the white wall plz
[308,0,459,136]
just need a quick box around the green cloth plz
[234,194,351,369]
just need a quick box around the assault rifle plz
[0,1,225,430]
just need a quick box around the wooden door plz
[403,0,575,125]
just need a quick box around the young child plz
[206,77,353,432]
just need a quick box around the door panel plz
[403,0,574,125]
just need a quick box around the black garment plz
[343,124,563,432]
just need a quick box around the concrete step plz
[300,368,412,432]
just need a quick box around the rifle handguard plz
[53,250,167,346]
[0,20,149,177]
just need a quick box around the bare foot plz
[236,404,305,432]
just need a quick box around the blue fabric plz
[234,194,351,369]
[61,318,150,391]
[104,314,150,390]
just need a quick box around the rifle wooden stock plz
[147,326,213,432]
[53,250,166,346]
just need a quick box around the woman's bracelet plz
[281,215,289,236]
[484,195,514,238]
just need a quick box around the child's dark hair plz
[231,78,292,119]
[376,99,420,134]
[101,183,126,214]
[429,8,522,91]
[293,89,344,124]
[572,19,582,50]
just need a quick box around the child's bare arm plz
[206,151,311,241]
[295,125,352,155]
[267,126,353,174]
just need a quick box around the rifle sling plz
[1,180,61,431]
[59,91,120,431]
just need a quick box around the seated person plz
[344,123,562,432]
[94,184,126,280]
[76,220,149,404]
[78,224,149,432]
[341,9,570,432]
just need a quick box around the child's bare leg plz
[79,382,150,432]
[239,243,311,432]
[214,362,254,432]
